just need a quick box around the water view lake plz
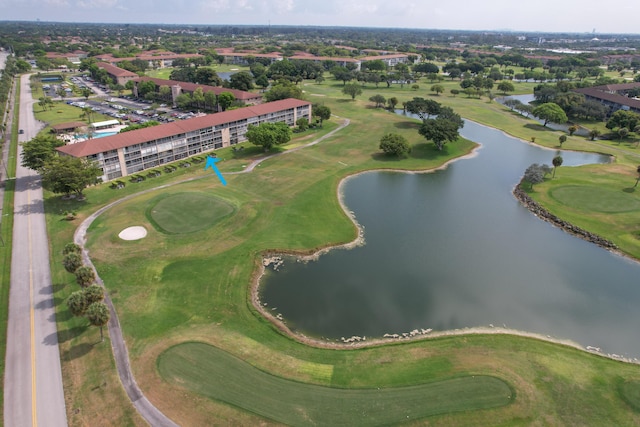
[260,118,640,358]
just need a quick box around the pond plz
[259,118,640,359]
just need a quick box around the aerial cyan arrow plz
[204,155,227,186]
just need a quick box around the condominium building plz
[57,98,311,182]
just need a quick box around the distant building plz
[97,62,138,86]
[574,83,640,115]
[94,50,204,69]
[132,76,263,107]
[57,98,312,182]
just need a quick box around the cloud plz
[44,0,70,6]
[75,0,120,9]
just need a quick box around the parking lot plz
[48,75,198,127]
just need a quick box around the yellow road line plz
[27,187,37,426]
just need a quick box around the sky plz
[0,0,638,35]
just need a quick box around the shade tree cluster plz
[63,243,110,341]
[21,134,102,198]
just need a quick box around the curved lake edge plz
[252,120,640,364]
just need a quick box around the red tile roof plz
[288,55,359,63]
[135,76,262,102]
[97,62,138,78]
[57,98,310,158]
[574,86,640,110]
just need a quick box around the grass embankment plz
[0,79,20,421]
[47,75,640,425]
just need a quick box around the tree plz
[618,127,630,140]
[80,87,93,100]
[63,242,81,255]
[405,97,441,120]
[523,163,546,189]
[589,129,601,141]
[229,71,254,91]
[67,290,89,317]
[330,66,354,85]
[86,302,110,342]
[217,92,235,111]
[312,105,331,127]
[203,90,217,110]
[606,110,640,132]
[75,266,95,288]
[387,97,398,110]
[84,284,105,305]
[41,156,102,198]
[293,117,308,132]
[430,84,445,95]
[255,74,270,90]
[413,62,439,74]
[38,96,52,111]
[559,135,567,146]
[192,87,205,110]
[80,106,94,126]
[379,133,411,157]
[264,79,304,102]
[552,155,563,178]
[635,165,640,188]
[369,94,386,108]
[568,125,578,136]
[195,67,222,86]
[20,134,63,171]
[438,106,465,130]
[342,83,362,100]
[497,81,515,94]
[63,252,83,274]
[245,122,292,151]
[419,117,461,151]
[450,89,460,97]
[532,103,567,126]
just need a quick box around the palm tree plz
[67,291,89,317]
[75,265,95,288]
[63,252,82,273]
[552,155,563,178]
[86,302,110,342]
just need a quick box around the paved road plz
[4,74,67,426]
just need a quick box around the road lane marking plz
[27,187,38,426]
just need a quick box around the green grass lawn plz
[158,342,512,426]
[43,74,640,426]
[146,192,235,234]
[527,164,640,258]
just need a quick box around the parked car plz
[19,129,24,134]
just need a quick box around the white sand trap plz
[119,226,147,241]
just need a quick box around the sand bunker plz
[118,226,147,241]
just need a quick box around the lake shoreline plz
[251,132,640,365]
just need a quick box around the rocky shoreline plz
[513,182,618,251]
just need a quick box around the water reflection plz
[260,119,640,358]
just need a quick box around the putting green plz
[158,342,512,425]
[550,185,640,213]
[147,193,234,234]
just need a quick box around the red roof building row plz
[57,98,312,182]
[574,83,640,115]
[133,76,263,106]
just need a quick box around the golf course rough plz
[158,342,513,426]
